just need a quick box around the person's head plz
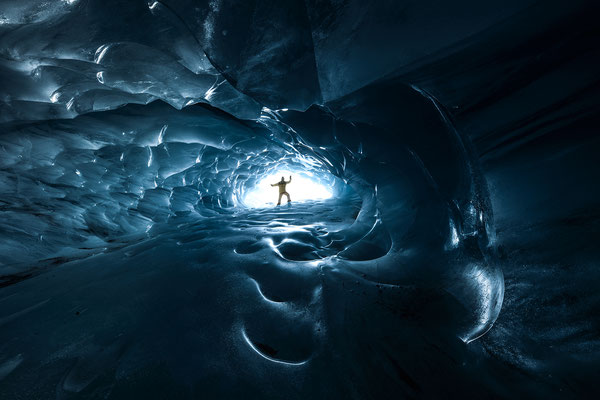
[281,176,285,182]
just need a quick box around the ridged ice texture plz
[0,0,262,122]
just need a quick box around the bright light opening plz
[242,170,333,208]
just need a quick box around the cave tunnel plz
[0,0,599,399]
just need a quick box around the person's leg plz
[284,192,291,202]
[277,193,283,205]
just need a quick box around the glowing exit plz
[243,170,333,208]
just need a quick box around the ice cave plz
[0,0,598,398]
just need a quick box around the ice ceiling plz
[1,0,598,398]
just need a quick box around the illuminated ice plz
[242,170,333,208]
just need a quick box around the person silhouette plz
[271,175,292,205]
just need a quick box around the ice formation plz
[1,0,598,398]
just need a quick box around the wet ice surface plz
[0,198,386,396]
[0,197,502,398]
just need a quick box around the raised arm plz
[286,175,292,184]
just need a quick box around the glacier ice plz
[0,0,598,398]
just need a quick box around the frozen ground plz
[0,196,480,398]
[0,198,363,396]
[0,197,525,398]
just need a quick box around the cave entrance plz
[242,170,334,208]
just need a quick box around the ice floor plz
[0,198,369,395]
[0,196,505,398]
